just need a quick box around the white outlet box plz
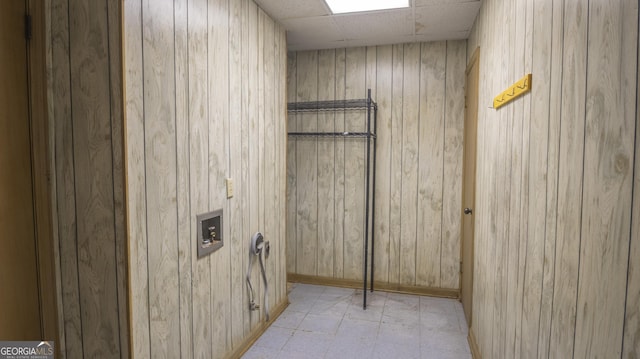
[226,178,234,198]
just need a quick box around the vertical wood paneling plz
[505,1,526,355]
[365,47,377,101]
[279,28,289,303]
[480,2,498,353]
[520,0,551,356]
[486,5,506,354]
[239,0,255,331]
[511,1,532,353]
[266,18,277,304]
[574,0,637,356]
[623,12,640,356]
[624,34,640,354]
[344,47,367,280]
[274,20,285,306]
[518,0,534,355]
[469,2,486,348]
[258,9,267,310]
[228,0,245,344]
[53,0,286,357]
[399,43,420,285]
[317,49,336,277]
[467,0,639,358]
[50,0,133,355]
[287,42,466,290]
[441,41,465,289]
[468,2,482,347]
[416,41,445,287]
[296,51,319,276]
[262,10,277,323]
[494,4,512,357]
[209,0,231,353]
[173,0,192,357]
[142,0,181,357]
[548,0,588,356]
[121,0,287,356]
[494,22,508,359]
[365,47,377,280]
[123,0,151,356]
[537,0,563,355]
[248,0,261,328]
[287,52,298,274]
[373,45,392,283]
[334,48,346,278]
[388,44,404,285]
[51,0,83,356]
[68,0,122,356]
[504,1,524,356]
[53,0,130,355]
[187,0,211,356]
[105,1,129,355]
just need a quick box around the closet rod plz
[287,132,375,138]
[287,98,376,112]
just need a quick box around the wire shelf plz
[287,89,378,309]
[287,99,377,112]
[288,131,376,138]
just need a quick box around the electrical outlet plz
[226,178,234,198]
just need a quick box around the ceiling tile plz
[339,35,417,48]
[253,0,329,20]
[332,8,414,40]
[414,2,481,34]
[415,0,480,6]
[282,16,344,44]
[259,0,482,51]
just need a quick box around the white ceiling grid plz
[253,0,481,51]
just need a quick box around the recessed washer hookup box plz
[197,209,223,258]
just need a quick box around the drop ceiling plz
[253,0,482,51]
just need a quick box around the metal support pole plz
[363,89,372,309]
[370,104,377,292]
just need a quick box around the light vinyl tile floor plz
[242,283,471,359]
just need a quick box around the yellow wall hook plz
[493,73,532,109]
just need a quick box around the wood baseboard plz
[287,273,459,299]
[226,297,289,359]
[468,328,481,359]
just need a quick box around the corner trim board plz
[468,328,481,359]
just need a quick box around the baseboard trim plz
[226,297,289,359]
[287,273,459,299]
[468,328,481,359]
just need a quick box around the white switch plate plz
[226,178,234,198]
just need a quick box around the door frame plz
[24,0,60,346]
[459,46,479,326]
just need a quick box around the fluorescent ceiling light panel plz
[325,0,410,14]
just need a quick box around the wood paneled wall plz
[287,41,466,291]
[467,0,639,357]
[49,0,129,357]
[123,0,287,357]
